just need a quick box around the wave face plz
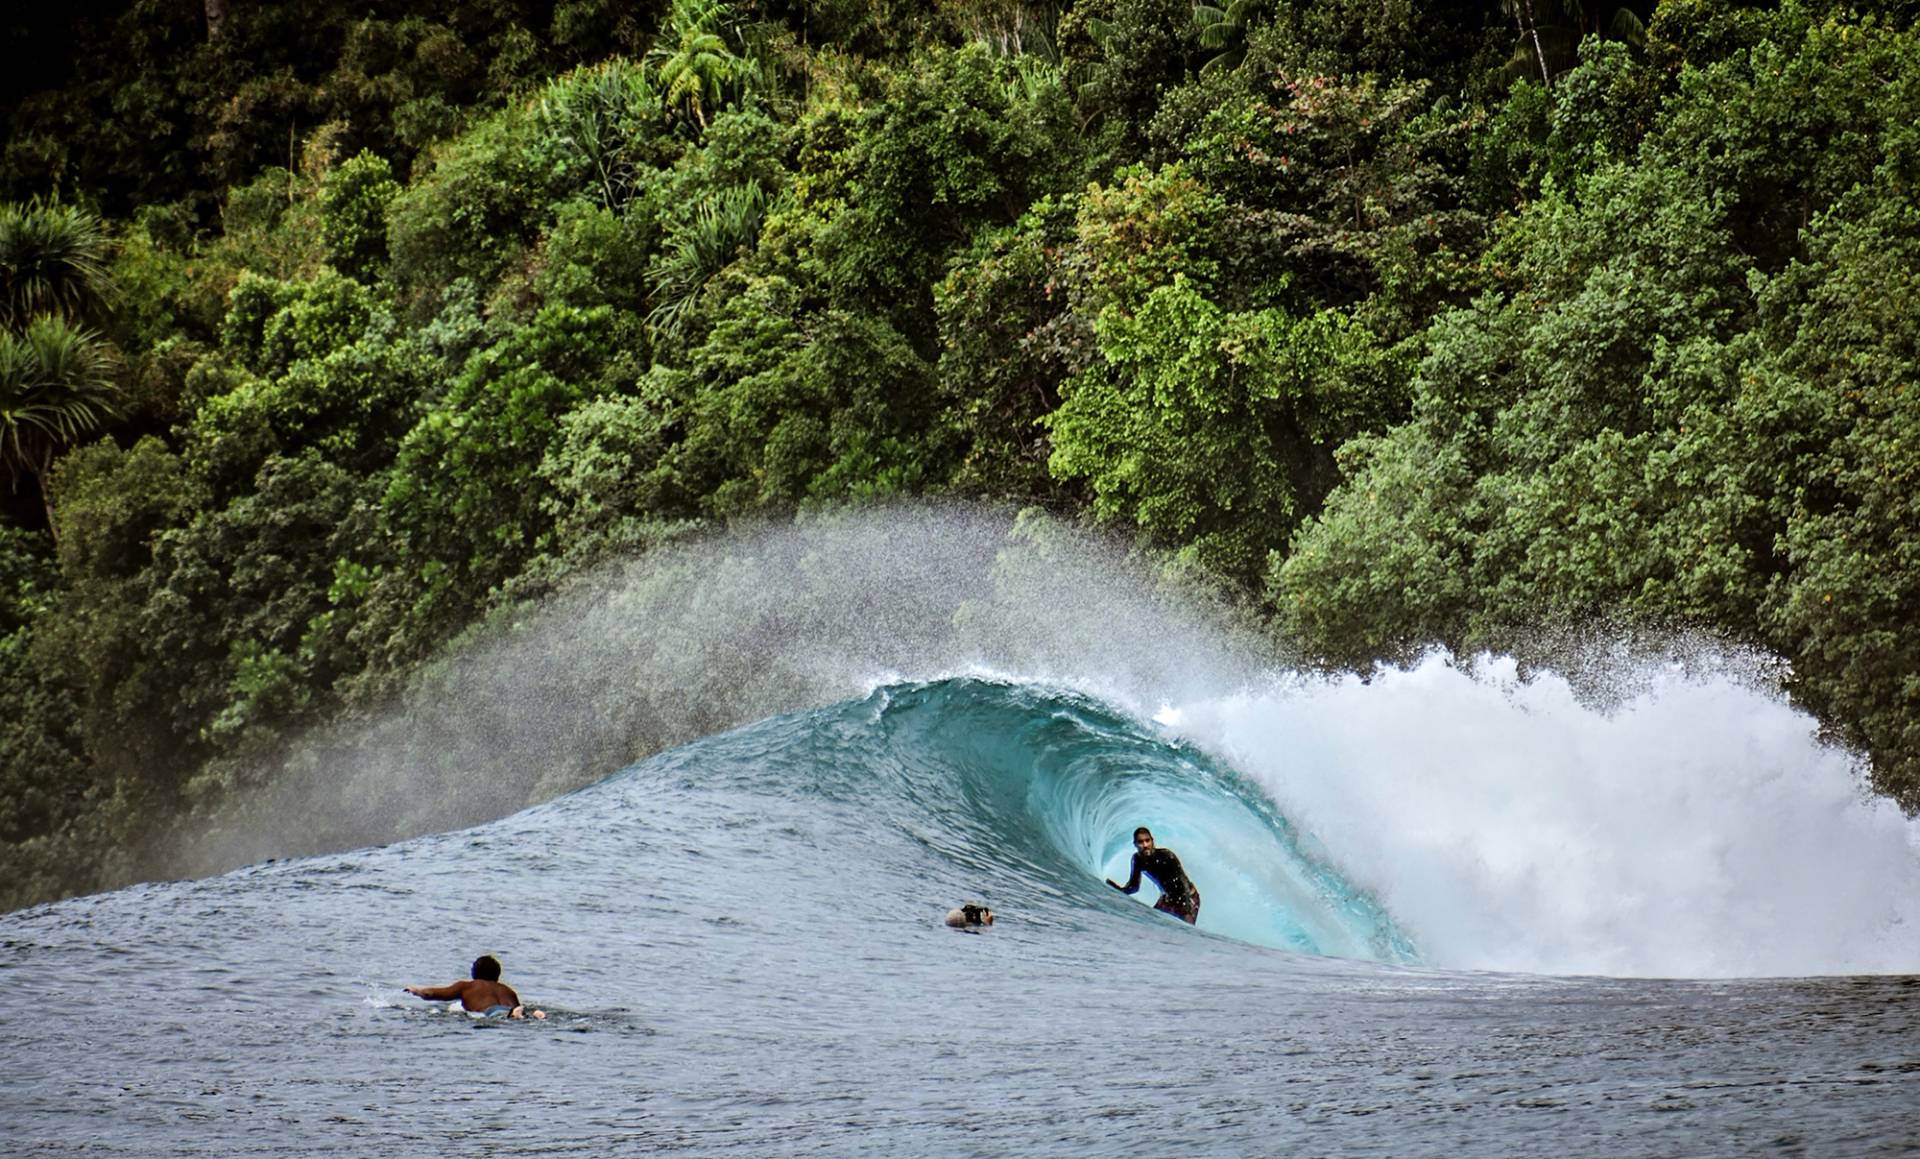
[783,678,1417,962]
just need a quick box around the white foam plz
[1170,651,1920,978]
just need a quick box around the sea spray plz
[179,505,1267,877]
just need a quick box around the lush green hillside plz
[4,0,1917,909]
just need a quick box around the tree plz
[0,201,121,535]
[647,0,746,130]
[373,302,619,655]
[1060,0,1196,138]
[1192,0,1261,77]
[1749,185,1920,806]
[319,151,402,283]
[0,317,118,535]
[0,201,113,330]
[0,524,90,851]
[789,44,1082,353]
[933,199,1084,500]
[1048,274,1404,584]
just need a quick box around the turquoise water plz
[4,675,1919,1155]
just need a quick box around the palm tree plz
[0,201,120,538]
[0,201,114,330]
[1192,0,1261,78]
[646,0,744,130]
[0,315,118,536]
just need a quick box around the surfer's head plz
[946,904,994,928]
[1133,827,1154,854]
[471,955,502,981]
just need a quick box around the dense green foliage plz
[3,0,1917,909]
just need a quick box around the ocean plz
[4,508,1917,1155]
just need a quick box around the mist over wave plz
[186,505,1267,873]
[183,503,1920,980]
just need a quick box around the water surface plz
[5,677,1918,1155]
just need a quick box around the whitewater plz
[3,506,1916,1155]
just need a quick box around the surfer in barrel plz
[405,954,547,1019]
[1107,826,1201,925]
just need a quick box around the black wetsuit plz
[1118,846,1201,924]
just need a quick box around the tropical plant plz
[647,183,769,337]
[378,302,619,645]
[994,52,1065,105]
[385,100,571,294]
[0,316,119,532]
[933,200,1082,500]
[1191,0,1260,76]
[646,0,746,130]
[0,201,114,329]
[1498,0,1646,88]
[1047,275,1403,583]
[537,60,666,210]
[1061,0,1197,135]
[319,151,403,283]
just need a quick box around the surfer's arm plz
[1109,854,1144,894]
[405,982,465,1001]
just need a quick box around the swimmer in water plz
[1107,826,1201,924]
[944,903,995,929]
[405,954,547,1019]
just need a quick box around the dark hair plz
[1134,827,1153,841]
[961,904,990,923]
[472,955,502,981]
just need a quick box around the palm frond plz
[539,61,661,209]
[0,201,115,329]
[0,317,119,489]
[1198,46,1247,76]
[1191,0,1260,75]
[647,184,769,338]
[646,0,750,129]
[1610,8,1647,49]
